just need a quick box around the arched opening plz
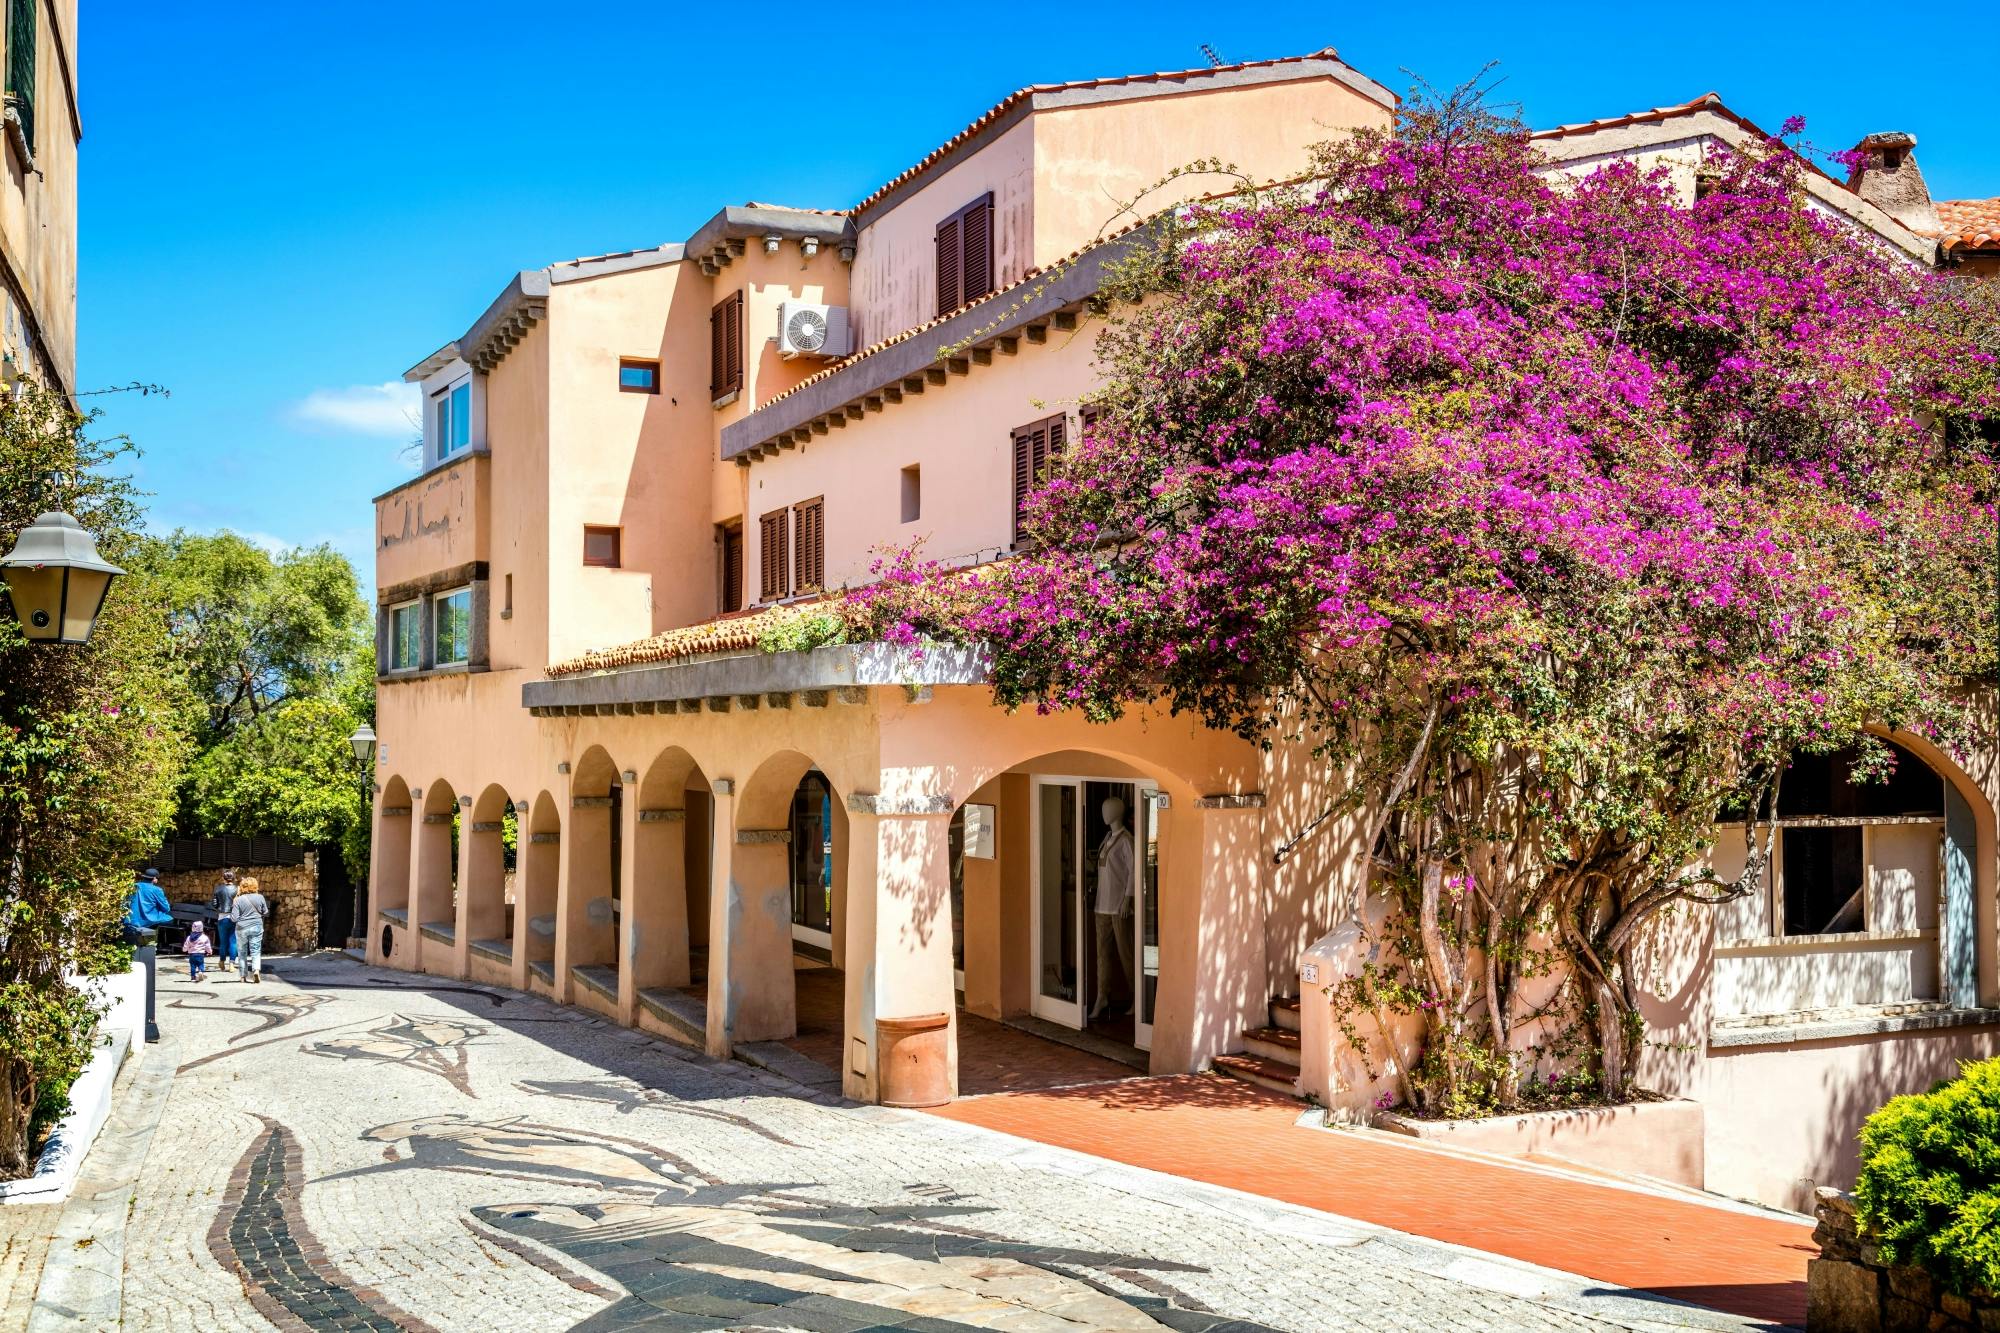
[461,784,514,982]
[371,776,413,968]
[963,750,1163,1051]
[717,751,849,1056]
[413,780,460,977]
[562,745,622,1012]
[624,747,705,1036]
[519,791,561,992]
[1713,736,1983,1022]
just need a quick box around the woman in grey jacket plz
[231,877,270,983]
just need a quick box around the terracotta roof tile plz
[850,48,1366,218]
[1933,198,2000,252]
[545,599,854,677]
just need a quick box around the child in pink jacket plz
[183,919,213,982]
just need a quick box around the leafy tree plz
[863,93,2000,1113]
[134,531,368,745]
[0,386,190,1176]
[186,694,369,879]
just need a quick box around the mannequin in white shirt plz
[1090,795,1136,1022]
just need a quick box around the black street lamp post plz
[347,723,376,948]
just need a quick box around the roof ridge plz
[848,48,1383,218]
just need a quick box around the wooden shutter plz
[720,526,744,614]
[961,193,994,304]
[793,498,824,592]
[759,509,789,601]
[1011,414,1067,546]
[5,0,33,148]
[935,213,962,317]
[711,292,744,399]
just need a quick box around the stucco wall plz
[1031,76,1391,265]
[850,117,1035,350]
[0,0,76,392]
[741,320,1105,595]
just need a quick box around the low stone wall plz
[157,858,319,955]
[1810,1187,1989,1331]
[1375,1096,1705,1188]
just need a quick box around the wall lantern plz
[347,723,377,769]
[800,237,820,259]
[837,243,856,264]
[0,509,125,644]
[762,233,781,255]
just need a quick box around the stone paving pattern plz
[86,954,1769,1331]
[933,1078,1819,1327]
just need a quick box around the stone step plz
[637,988,706,1046]
[419,920,456,945]
[377,907,408,927]
[1213,1052,1301,1098]
[1242,1025,1301,1064]
[468,937,512,965]
[571,964,618,1001]
[526,958,554,987]
[1270,996,1301,1033]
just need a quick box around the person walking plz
[231,876,270,983]
[211,869,239,973]
[183,920,213,982]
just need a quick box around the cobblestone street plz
[43,956,1774,1331]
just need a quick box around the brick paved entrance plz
[783,963,1152,1095]
[929,1074,1816,1327]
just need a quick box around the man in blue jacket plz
[125,868,173,942]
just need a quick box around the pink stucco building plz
[368,51,1997,1212]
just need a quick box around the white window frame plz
[433,377,472,463]
[432,586,472,668]
[387,600,422,672]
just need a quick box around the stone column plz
[705,780,798,1057]
[1151,799,1267,1074]
[842,798,958,1103]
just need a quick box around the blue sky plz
[80,3,1997,580]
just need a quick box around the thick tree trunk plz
[0,1062,32,1179]
[1594,980,1626,1097]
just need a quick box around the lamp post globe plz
[1,509,124,645]
[347,722,377,768]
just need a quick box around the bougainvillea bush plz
[859,92,2000,1116]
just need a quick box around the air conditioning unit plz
[776,301,852,359]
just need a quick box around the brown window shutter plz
[791,498,824,592]
[1012,414,1067,546]
[712,292,745,399]
[935,213,962,317]
[720,526,744,614]
[961,193,994,303]
[759,509,789,601]
[725,292,744,396]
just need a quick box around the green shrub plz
[758,608,851,655]
[1856,1057,2000,1294]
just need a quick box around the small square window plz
[584,525,622,568]
[618,358,659,394]
[389,602,421,671]
[900,464,921,523]
[434,588,472,667]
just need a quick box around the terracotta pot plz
[875,1012,953,1107]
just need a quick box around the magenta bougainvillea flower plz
[858,97,2000,1113]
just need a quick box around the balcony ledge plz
[522,641,990,714]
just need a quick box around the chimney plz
[1846,132,1940,233]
